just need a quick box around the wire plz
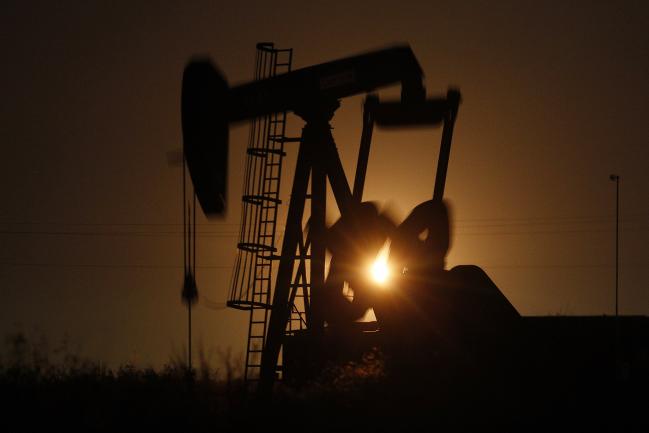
[481,264,616,269]
[0,222,243,227]
[2,225,643,238]
[1,216,644,231]
[0,262,232,269]
[0,230,242,237]
[183,149,187,275]
[455,228,626,236]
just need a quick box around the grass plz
[2,328,647,432]
[0,331,247,432]
[0,332,414,432]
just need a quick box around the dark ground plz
[2,316,648,432]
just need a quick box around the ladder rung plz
[269,254,311,260]
[237,242,276,253]
[247,147,286,157]
[270,136,301,143]
[242,195,281,205]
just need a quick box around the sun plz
[369,240,391,285]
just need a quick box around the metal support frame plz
[259,101,353,395]
[432,89,461,202]
[257,90,461,395]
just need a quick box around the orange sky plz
[1,0,647,369]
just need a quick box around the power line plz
[2,226,646,243]
[455,228,631,236]
[0,230,243,237]
[0,262,233,269]
[5,227,642,238]
[0,212,646,228]
[1,261,645,271]
[0,222,243,227]
[453,212,649,224]
[482,264,617,269]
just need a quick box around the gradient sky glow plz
[1,0,647,369]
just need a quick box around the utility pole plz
[182,155,198,379]
[609,174,619,317]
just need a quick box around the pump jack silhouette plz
[182,44,483,391]
[181,45,649,428]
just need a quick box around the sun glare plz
[370,240,391,285]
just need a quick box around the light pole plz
[609,174,619,317]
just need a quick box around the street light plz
[609,174,619,317]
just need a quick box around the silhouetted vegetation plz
[0,332,245,432]
[2,325,648,432]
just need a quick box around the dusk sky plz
[1,0,647,369]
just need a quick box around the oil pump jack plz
[181,44,649,431]
[182,44,485,395]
